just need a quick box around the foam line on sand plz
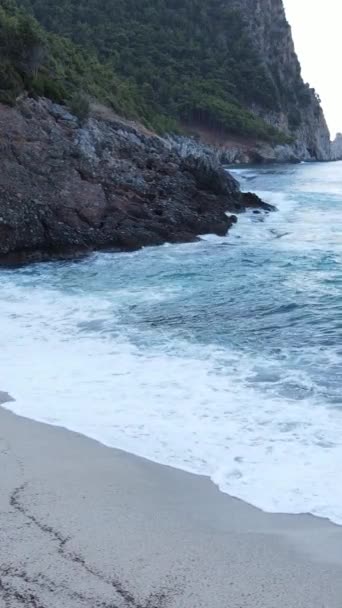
[1,393,342,607]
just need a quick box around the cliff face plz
[230,0,331,161]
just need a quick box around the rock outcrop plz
[331,134,342,160]
[0,98,272,265]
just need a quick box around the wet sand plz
[1,391,342,607]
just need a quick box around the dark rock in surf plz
[0,98,271,265]
[240,192,276,212]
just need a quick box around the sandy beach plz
[1,391,342,608]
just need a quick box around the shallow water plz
[1,161,341,523]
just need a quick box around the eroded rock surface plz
[0,98,270,264]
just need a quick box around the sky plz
[284,0,342,138]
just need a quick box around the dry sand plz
[1,390,342,607]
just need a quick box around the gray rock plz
[331,134,342,160]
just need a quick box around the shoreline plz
[1,392,342,607]
[0,97,274,268]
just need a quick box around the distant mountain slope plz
[5,0,331,157]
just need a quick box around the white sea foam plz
[1,277,342,524]
[1,163,341,524]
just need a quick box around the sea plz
[1,161,341,523]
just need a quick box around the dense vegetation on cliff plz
[0,0,155,121]
[18,0,277,107]
[1,0,292,140]
[5,0,322,144]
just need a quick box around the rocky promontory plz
[0,98,272,265]
[331,134,342,160]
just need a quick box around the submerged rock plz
[0,98,270,265]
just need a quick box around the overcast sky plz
[284,0,342,137]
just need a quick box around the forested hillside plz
[1,0,330,153]
[10,0,294,141]
[0,0,156,120]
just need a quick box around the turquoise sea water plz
[1,161,341,522]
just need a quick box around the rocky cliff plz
[331,134,342,160]
[0,98,272,264]
[226,0,332,162]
